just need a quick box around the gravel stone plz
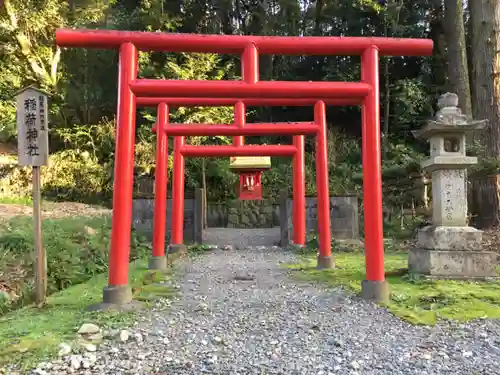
[119,330,130,342]
[26,246,500,375]
[77,324,100,335]
[58,343,72,357]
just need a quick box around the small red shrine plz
[229,156,271,200]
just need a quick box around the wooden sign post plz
[15,86,49,307]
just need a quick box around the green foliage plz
[0,215,151,314]
[0,150,110,202]
[383,213,426,239]
[139,52,242,200]
[53,118,116,161]
[42,150,110,201]
[390,78,434,138]
[0,98,17,143]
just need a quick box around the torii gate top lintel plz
[56,28,433,57]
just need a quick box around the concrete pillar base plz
[361,280,390,303]
[316,255,335,269]
[148,256,168,270]
[103,284,132,304]
[87,285,142,312]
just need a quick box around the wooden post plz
[15,85,50,307]
[32,166,46,305]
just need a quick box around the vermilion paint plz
[171,136,185,244]
[239,171,264,200]
[137,97,362,107]
[55,28,433,290]
[152,103,169,258]
[129,80,371,99]
[293,135,306,246]
[179,145,298,157]
[107,43,137,287]
[362,47,385,281]
[56,28,432,56]
[314,101,332,258]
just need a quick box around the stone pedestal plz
[409,248,497,279]
[408,93,497,279]
[408,226,497,278]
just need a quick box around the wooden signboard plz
[15,85,50,307]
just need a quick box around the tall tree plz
[443,0,472,116]
[469,0,500,228]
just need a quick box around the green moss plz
[0,260,175,370]
[284,252,500,325]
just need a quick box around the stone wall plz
[281,195,359,245]
[132,198,196,243]
[226,200,279,228]
[204,202,280,228]
[131,192,359,244]
[205,204,228,227]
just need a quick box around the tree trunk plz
[443,0,472,116]
[469,0,500,228]
[381,1,402,157]
[429,0,448,98]
[465,4,474,102]
[443,0,473,223]
[313,0,324,36]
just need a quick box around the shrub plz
[0,149,110,203]
[0,215,151,314]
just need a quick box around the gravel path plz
[203,228,281,247]
[36,247,500,375]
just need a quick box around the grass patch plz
[187,243,214,257]
[0,260,176,370]
[0,196,32,205]
[0,215,151,314]
[284,252,500,325]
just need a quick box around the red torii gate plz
[55,29,433,306]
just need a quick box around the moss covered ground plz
[284,251,500,325]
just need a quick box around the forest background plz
[0,0,499,231]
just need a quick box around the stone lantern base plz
[408,226,498,279]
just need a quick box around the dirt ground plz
[0,202,111,221]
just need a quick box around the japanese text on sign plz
[16,87,49,166]
[24,97,40,157]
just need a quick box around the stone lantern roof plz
[412,93,487,173]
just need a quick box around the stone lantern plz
[408,93,497,278]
